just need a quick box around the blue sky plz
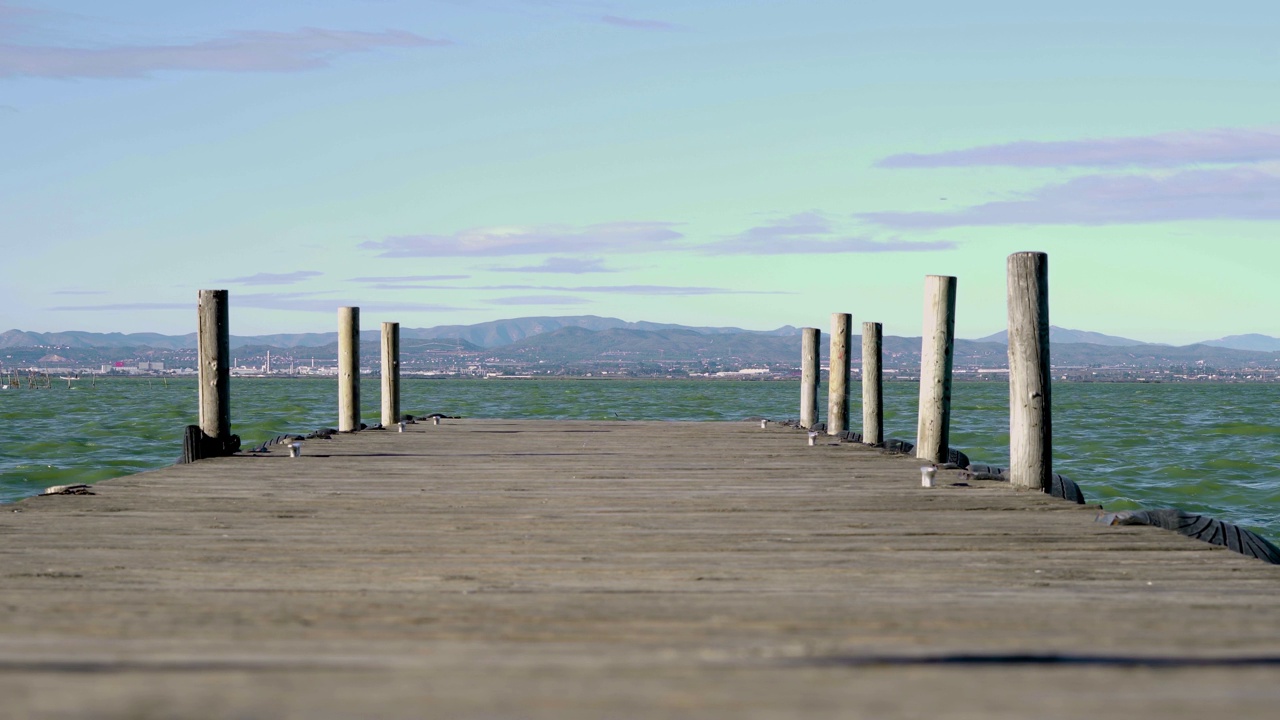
[2,0,1278,343]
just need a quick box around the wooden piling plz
[338,307,360,433]
[197,289,230,443]
[916,275,956,464]
[800,327,820,429]
[381,321,400,428]
[826,313,851,435]
[862,321,884,445]
[1007,252,1052,491]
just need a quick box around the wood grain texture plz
[3,420,1279,719]
[337,307,360,433]
[800,327,820,430]
[1007,252,1052,490]
[196,289,230,441]
[861,321,883,446]
[916,276,956,463]
[381,321,400,428]
[826,314,851,435]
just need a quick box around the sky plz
[2,0,1278,344]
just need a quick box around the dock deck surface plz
[3,419,1279,718]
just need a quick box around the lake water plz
[2,378,1278,540]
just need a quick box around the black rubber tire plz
[1111,509,1280,565]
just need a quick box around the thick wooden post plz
[800,327,820,429]
[826,313,851,435]
[338,307,360,432]
[916,275,956,464]
[197,289,230,442]
[862,321,884,445]
[381,321,400,428]
[1008,252,1052,490]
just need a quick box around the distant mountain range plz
[0,316,799,351]
[2,318,1278,370]
[974,326,1166,347]
[1201,334,1280,352]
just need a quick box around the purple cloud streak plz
[348,283,782,296]
[860,167,1280,229]
[234,292,470,313]
[49,292,471,314]
[50,302,187,311]
[705,212,957,254]
[0,27,447,79]
[877,127,1280,169]
[220,271,323,286]
[491,257,615,274]
[488,295,589,306]
[363,222,685,257]
[599,15,676,31]
[349,274,470,283]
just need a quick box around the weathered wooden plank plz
[799,327,820,429]
[2,420,1278,719]
[1008,251,1052,490]
[337,307,360,432]
[917,276,956,463]
[826,314,851,435]
[381,321,400,428]
[861,321,883,445]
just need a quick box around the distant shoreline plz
[5,374,1276,385]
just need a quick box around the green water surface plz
[2,378,1277,539]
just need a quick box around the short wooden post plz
[916,275,956,464]
[800,327,820,429]
[381,321,400,428]
[1007,252,1052,490]
[197,289,230,442]
[861,321,884,445]
[826,313,851,435]
[338,307,361,432]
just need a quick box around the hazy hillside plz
[3,319,1278,371]
[0,329,198,350]
[974,326,1152,347]
[493,327,799,366]
[1201,334,1280,352]
[1,316,798,351]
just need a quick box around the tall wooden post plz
[800,327,820,429]
[827,313,851,435]
[381,321,400,428]
[197,289,230,442]
[916,275,956,463]
[338,307,361,432]
[861,321,884,445]
[1007,252,1051,490]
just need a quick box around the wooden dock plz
[4,419,1280,718]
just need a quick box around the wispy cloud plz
[560,285,786,296]
[343,282,782,296]
[52,289,107,296]
[0,27,448,79]
[362,222,685,257]
[599,15,676,31]
[234,292,470,313]
[877,127,1280,169]
[704,212,957,254]
[220,271,323,286]
[50,302,188,311]
[48,292,468,313]
[349,274,470,283]
[0,2,36,30]
[0,104,16,114]
[861,167,1280,228]
[488,295,590,306]
[491,257,616,274]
